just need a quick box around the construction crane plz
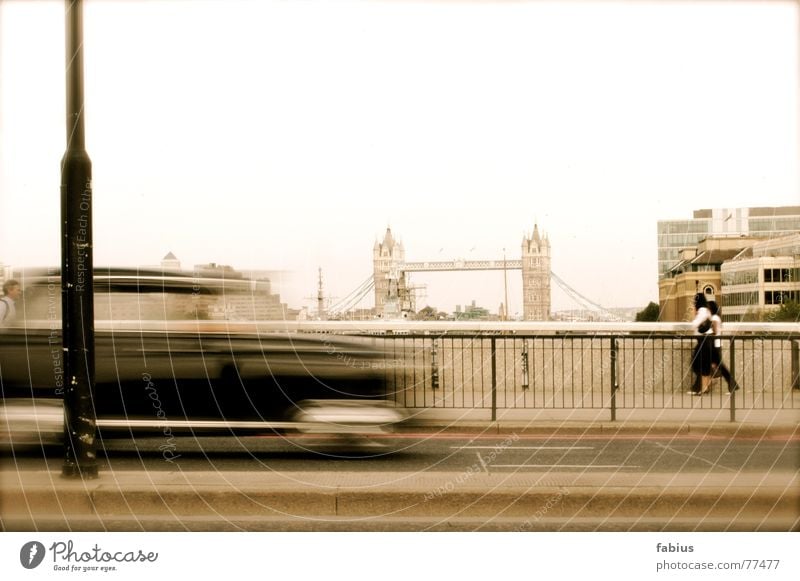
[303,267,338,320]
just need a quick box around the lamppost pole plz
[61,0,97,478]
[503,248,509,321]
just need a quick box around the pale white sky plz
[1,0,798,315]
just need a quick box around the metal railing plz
[373,332,800,421]
[39,319,800,421]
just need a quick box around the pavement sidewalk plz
[2,467,798,531]
[1,420,798,532]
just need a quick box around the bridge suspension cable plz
[325,274,373,312]
[550,271,623,321]
[331,280,374,314]
[328,276,375,315]
[332,271,621,320]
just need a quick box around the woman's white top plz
[711,314,723,348]
[690,307,712,335]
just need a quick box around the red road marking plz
[252,432,799,443]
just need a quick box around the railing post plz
[729,337,736,422]
[431,338,439,390]
[610,337,618,422]
[491,337,497,422]
[792,339,800,391]
[521,339,530,390]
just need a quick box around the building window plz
[764,268,793,283]
[723,292,758,307]
[764,290,799,305]
[722,269,758,286]
[765,290,799,305]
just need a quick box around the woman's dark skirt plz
[691,336,714,376]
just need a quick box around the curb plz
[397,421,799,438]
[3,481,798,526]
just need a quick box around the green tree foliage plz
[765,300,800,323]
[740,309,765,322]
[635,301,661,322]
[739,302,800,322]
[414,305,448,320]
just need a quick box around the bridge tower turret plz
[373,227,407,318]
[521,224,551,320]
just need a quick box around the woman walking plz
[689,293,714,395]
[707,300,740,392]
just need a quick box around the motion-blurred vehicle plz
[0,268,406,449]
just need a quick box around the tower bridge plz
[401,259,523,272]
[372,226,550,320]
[323,225,621,321]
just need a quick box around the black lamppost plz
[61,0,97,478]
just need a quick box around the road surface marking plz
[452,446,594,450]
[651,441,737,472]
[492,464,637,469]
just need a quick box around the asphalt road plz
[4,431,798,475]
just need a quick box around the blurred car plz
[0,268,405,449]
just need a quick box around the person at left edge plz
[0,279,21,327]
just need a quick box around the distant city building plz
[193,262,243,280]
[188,263,293,321]
[657,206,800,280]
[552,307,639,322]
[148,257,295,321]
[330,308,376,321]
[160,251,181,271]
[0,257,297,321]
[454,300,493,321]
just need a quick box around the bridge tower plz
[373,227,408,318]
[521,225,551,320]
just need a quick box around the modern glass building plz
[657,206,800,279]
[720,234,800,321]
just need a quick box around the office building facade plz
[720,234,800,321]
[657,206,800,280]
[659,234,800,322]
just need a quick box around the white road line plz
[651,441,737,473]
[492,464,637,469]
[452,446,594,450]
